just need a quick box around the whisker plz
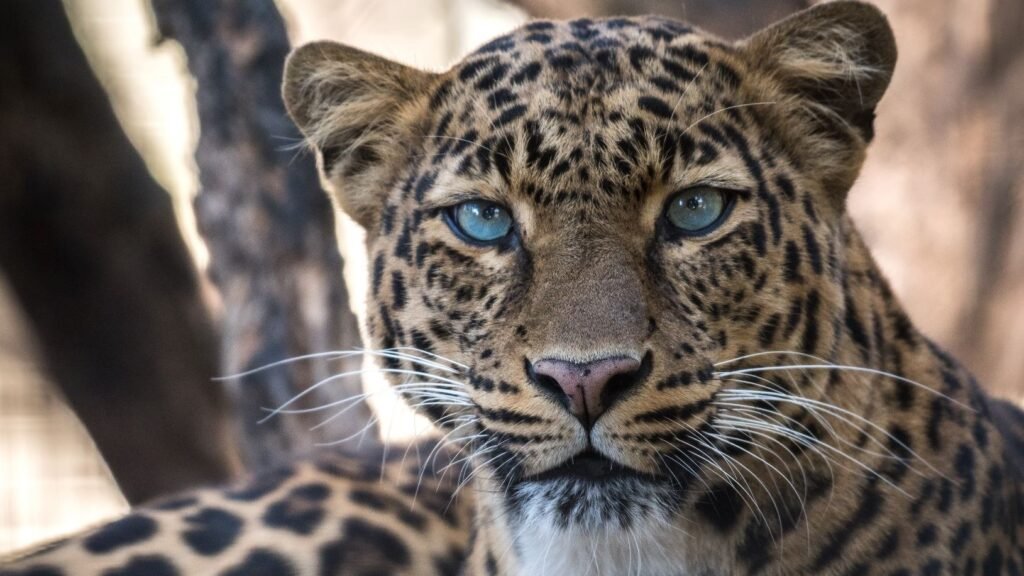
[681,101,778,135]
[710,407,810,483]
[712,412,815,521]
[260,382,471,420]
[716,388,944,479]
[214,350,364,381]
[669,430,769,531]
[716,392,906,468]
[714,349,831,367]
[418,425,484,490]
[260,367,471,422]
[718,376,851,455]
[447,447,507,509]
[380,346,470,370]
[716,364,973,412]
[704,430,800,543]
[699,432,785,538]
[314,413,381,447]
[714,414,913,498]
[215,347,466,384]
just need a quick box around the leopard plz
[4,2,1023,575]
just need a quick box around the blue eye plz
[447,200,514,244]
[665,187,731,234]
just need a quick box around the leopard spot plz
[319,518,411,574]
[262,484,330,535]
[219,549,294,576]
[102,556,179,576]
[182,508,243,556]
[82,515,157,554]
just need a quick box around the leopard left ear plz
[742,1,897,143]
[283,41,437,230]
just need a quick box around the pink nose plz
[530,356,643,427]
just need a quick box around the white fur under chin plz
[513,520,695,576]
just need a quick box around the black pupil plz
[686,195,704,211]
[482,205,500,220]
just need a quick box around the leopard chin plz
[508,450,688,531]
[511,476,681,530]
[509,496,700,576]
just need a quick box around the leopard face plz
[285,3,1022,574]
[286,2,894,530]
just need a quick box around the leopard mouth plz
[510,449,685,529]
[524,449,656,484]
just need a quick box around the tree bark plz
[957,0,1024,398]
[0,0,235,504]
[150,0,374,470]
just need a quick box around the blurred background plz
[0,0,1021,557]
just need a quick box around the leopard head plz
[284,1,896,532]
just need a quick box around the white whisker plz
[714,349,831,367]
[716,388,944,479]
[214,346,467,382]
[260,368,471,423]
[716,363,973,412]
[682,101,778,135]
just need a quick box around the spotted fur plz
[1,442,471,575]
[5,2,1023,575]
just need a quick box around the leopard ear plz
[742,1,897,143]
[283,41,436,229]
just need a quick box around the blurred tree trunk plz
[958,0,1024,399]
[150,0,374,471]
[0,0,235,504]
[849,0,1024,400]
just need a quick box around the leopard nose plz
[527,355,646,428]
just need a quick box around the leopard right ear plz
[283,41,437,230]
[742,1,897,144]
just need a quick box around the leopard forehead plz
[444,16,737,111]
[420,17,757,216]
[372,17,803,346]
[448,16,734,94]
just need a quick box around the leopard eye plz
[665,186,731,235]
[446,200,514,244]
